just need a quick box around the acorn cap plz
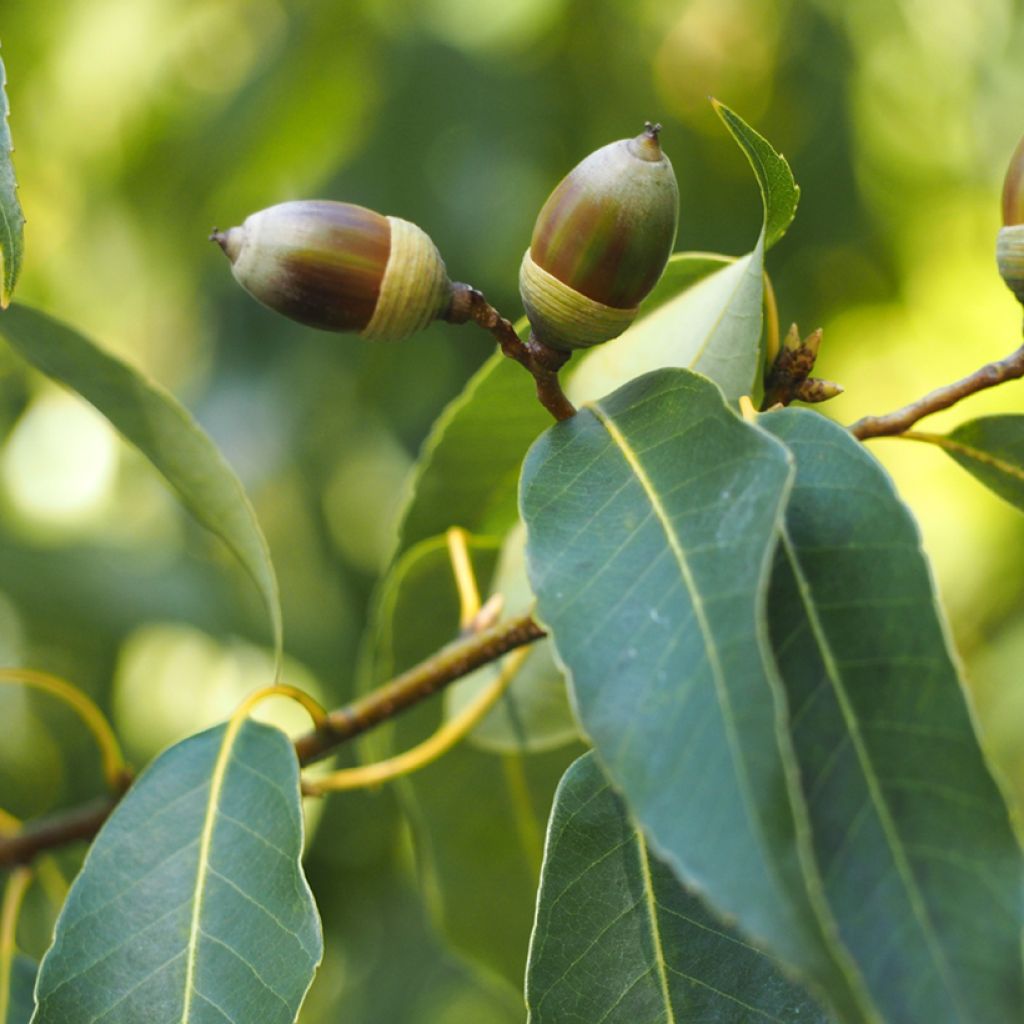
[212,200,451,341]
[520,123,679,351]
[998,134,1024,305]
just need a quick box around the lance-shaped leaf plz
[363,535,583,990]
[31,720,322,1024]
[907,416,1024,513]
[760,408,1024,1023]
[0,304,283,662]
[527,753,832,1024]
[0,50,24,309]
[520,369,872,1022]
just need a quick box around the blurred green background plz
[2,0,1024,1019]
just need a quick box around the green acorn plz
[519,122,679,351]
[211,200,452,340]
[997,134,1024,305]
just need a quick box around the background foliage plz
[3,1,1024,1020]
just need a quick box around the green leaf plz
[712,99,800,250]
[638,251,734,315]
[760,408,1024,1023]
[445,523,579,754]
[910,416,1024,513]
[520,369,871,1022]
[5,956,35,1024]
[527,753,833,1024]
[568,243,765,405]
[365,534,583,990]
[395,351,550,559]
[0,50,24,309]
[0,304,283,662]
[31,720,322,1024]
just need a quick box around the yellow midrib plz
[179,719,247,1023]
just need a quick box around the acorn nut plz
[519,122,679,351]
[997,134,1024,305]
[211,200,452,340]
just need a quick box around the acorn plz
[997,134,1024,305]
[519,122,679,351]
[211,200,452,340]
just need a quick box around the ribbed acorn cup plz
[519,122,679,351]
[997,135,1024,305]
[212,200,452,340]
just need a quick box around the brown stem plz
[444,283,576,421]
[0,613,547,867]
[849,343,1024,440]
[293,611,546,765]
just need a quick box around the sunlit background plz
[3,0,1024,1018]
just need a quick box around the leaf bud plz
[519,123,679,351]
[211,200,452,340]
[997,135,1024,304]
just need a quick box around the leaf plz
[520,368,872,1022]
[760,408,1024,1023]
[364,534,583,989]
[445,522,579,754]
[0,304,283,662]
[712,99,800,250]
[395,351,550,559]
[0,49,24,309]
[638,251,734,315]
[527,753,833,1024]
[568,244,765,405]
[31,719,322,1024]
[910,416,1024,513]
[5,956,35,1024]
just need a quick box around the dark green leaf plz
[760,408,1024,1023]
[520,368,871,1022]
[712,100,800,250]
[5,956,35,1024]
[32,720,322,1024]
[912,416,1024,513]
[0,304,282,661]
[527,753,832,1024]
[0,50,24,309]
[365,535,583,989]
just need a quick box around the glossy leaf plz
[520,369,871,1022]
[364,535,583,989]
[638,250,734,315]
[760,408,1024,1023]
[568,243,765,405]
[31,720,322,1024]
[914,416,1024,513]
[0,51,23,309]
[446,523,579,754]
[527,753,832,1024]
[0,304,283,661]
[5,956,35,1024]
[712,99,800,250]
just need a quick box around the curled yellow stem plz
[230,683,328,731]
[446,527,482,629]
[0,866,32,1024]
[0,668,126,792]
[307,647,530,794]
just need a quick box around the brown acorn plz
[211,200,452,340]
[519,122,679,351]
[997,134,1024,305]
